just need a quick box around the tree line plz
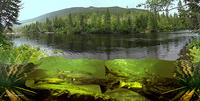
[20,9,191,34]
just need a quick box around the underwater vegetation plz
[0,63,40,101]
[172,60,200,101]
[142,60,200,101]
[25,57,175,100]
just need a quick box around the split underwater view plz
[0,0,200,101]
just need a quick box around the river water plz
[12,30,199,60]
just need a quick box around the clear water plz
[12,31,200,60]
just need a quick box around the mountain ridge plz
[20,6,145,24]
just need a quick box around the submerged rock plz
[25,57,177,101]
[25,78,114,101]
[105,88,150,101]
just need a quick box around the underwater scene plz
[1,0,200,101]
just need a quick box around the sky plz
[19,0,146,21]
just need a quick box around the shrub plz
[188,47,200,63]
[188,40,200,49]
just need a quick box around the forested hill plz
[20,6,145,23]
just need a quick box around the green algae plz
[104,88,150,101]
[25,78,110,100]
[37,56,106,79]
[34,57,176,80]
[25,56,177,101]
[105,58,176,78]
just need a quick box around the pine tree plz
[147,13,153,32]
[79,14,85,31]
[45,18,53,32]
[116,15,121,32]
[104,8,111,32]
[68,13,73,27]
[91,13,97,27]
[0,0,21,32]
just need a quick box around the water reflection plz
[12,31,199,60]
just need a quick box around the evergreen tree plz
[79,14,85,31]
[96,16,102,32]
[116,15,121,31]
[45,18,53,32]
[91,13,97,27]
[147,13,154,31]
[68,13,73,27]
[104,9,111,32]
[21,9,190,34]
[0,0,21,32]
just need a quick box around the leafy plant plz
[0,63,40,101]
[0,44,47,65]
[188,40,200,49]
[161,60,200,101]
[141,60,200,101]
[188,47,200,63]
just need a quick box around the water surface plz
[12,31,199,60]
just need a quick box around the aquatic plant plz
[0,63,39,101]
[161,60,200,101]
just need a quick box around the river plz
[12,30,199,60]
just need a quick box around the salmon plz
[105,66,128,78]
[57,69,92,81]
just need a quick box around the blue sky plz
[19,0,146,21]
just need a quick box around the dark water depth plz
[12,31,200,60]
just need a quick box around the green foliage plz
[0,63,38,101]
[188,40,200,49]
[0,0,21,30]
[140,60,200,100]
[104,9,111,32]
[172,60,200,100]
[21,7,145,23]
[0,44,47,65]
[0,36,12,49]
[188,47,200,63]
[20,8,189,34]
[140,0,200,30]
[186,40,200,63]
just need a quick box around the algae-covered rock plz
[25,78,114,101]
[26,78,102,95]
[105,58,176,79]
[119,81,143,89]
[25,56,177,101]
[36,56,106,79]
[105,88,150,101]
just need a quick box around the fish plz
[57,69,93,81]
[105,65,128,78]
